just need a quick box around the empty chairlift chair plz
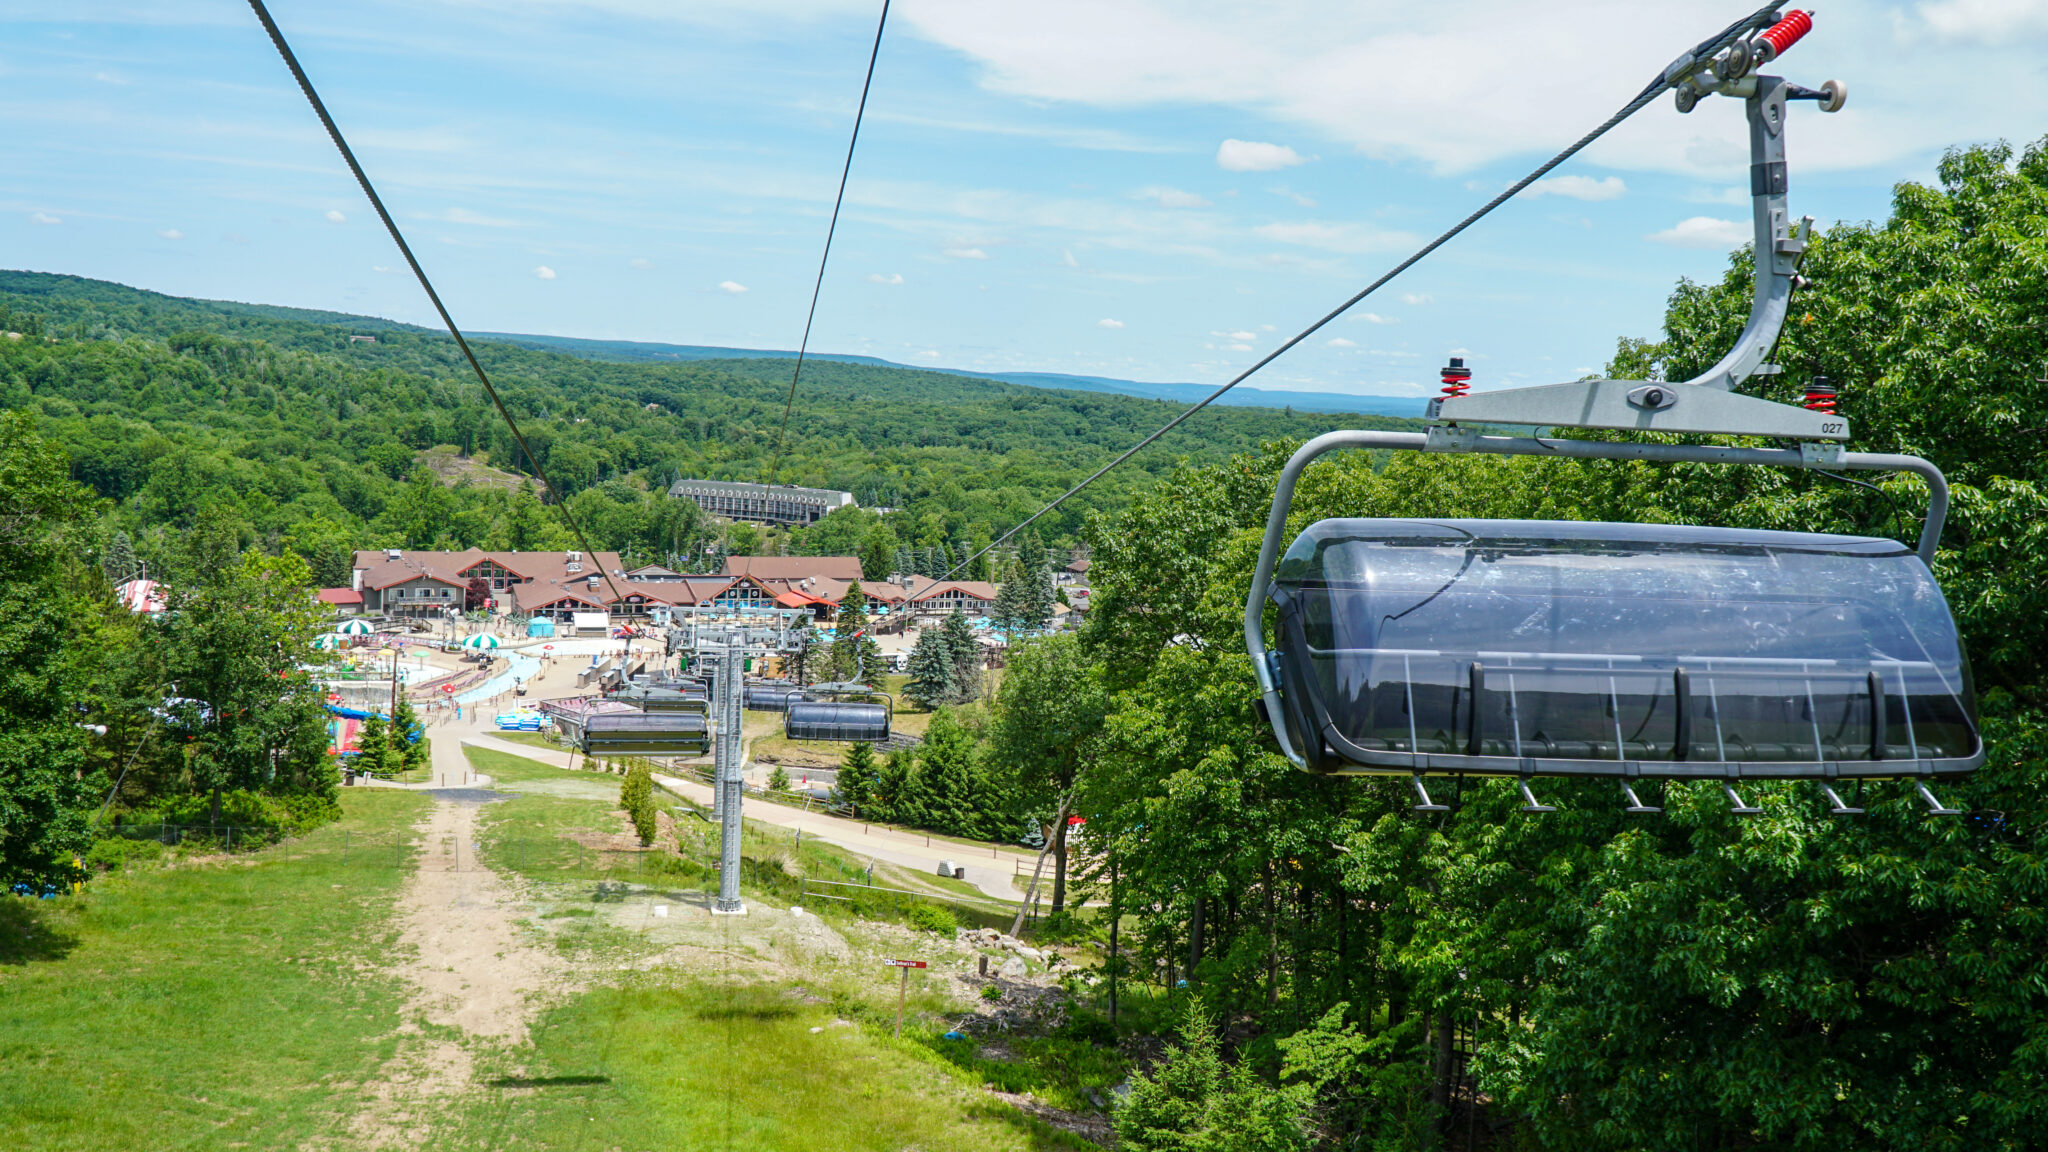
[784,682,891,742]
[579,711,711,757]
[1263,519,1980,780]
[744,682,808,713]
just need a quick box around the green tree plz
[988,634,1106,911]
[620,759,656,845]
[1116,1001,1312,1152]
[0,411,103,887]
[915,709,997,840]
[869,746,921,826]
[156,548,338,820]
[903,626,957,711]
[941,607,983,702]
[829,582,882,683]
[765,764,790,793]
[353,712,396,778]
[102,529,138,584]
[836,741,878,814]
[391,697,428,774]
[858,523,896,581]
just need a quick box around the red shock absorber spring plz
[1803,374,1837,414]
[1755,10,1813,62]
[1439,356,1472,399]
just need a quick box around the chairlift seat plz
[580,711,710,756]
[1268,519,1980,779]
[745,684,808,713]
[785,701,890,743]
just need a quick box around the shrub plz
[981,983,1005,1001]
[620,761,657,847]
[83,837,167,872]
[766,765,791,793]
[908,902,958,936]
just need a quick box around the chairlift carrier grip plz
[1242,430,1951,771]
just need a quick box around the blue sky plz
[2,1,2044,399]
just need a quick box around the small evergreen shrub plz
[908,902,957,935]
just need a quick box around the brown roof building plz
[721,555,865,582]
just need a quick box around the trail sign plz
[886,959,927,1035]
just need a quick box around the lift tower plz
[664,605,809,914]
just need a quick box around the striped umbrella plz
[335,618,375,636]
[460,633,501,650]
[312,634,345,650]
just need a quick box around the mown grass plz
[0,789,429,1151]
[447,977,1095,1151]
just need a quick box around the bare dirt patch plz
[348,796,562,1148]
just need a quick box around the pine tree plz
[836,741,878,814]
[966,527,993,581]
[991,555,1031,640]
[392,698,429,774]
[103,531,138,585]
[904,626,958,710]
[354,712,398,778]
[869,747,921,825]
[619,759,656,845]
[1022,546,1057,633]
[942,608,982,702]
[915,709,993,840]
[892,546,914,581]
[830,582,882,683]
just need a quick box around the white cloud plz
[1217,139,1304,172]
[718,280,748,294]
[1225,342,1254,351]
[1916,0,2048,42]
[1135,185,1211,207]
[534,265,557,280]
[943,247,990,259]
[1401,292,1432,305]
[1326,337,1357,347]
[30,212,59,225]
[1254,220,1414,254]
[1529,174,1627,201]
[629,257,654,269]
[867,272,905,284]
[1061,249,1079,267]
[898,2,2006,177]
[1270,186,1316,208]
[1227,330,1257,341]
[1356,312,1396,325]
[919,349,941,358]
[1098,318,1125,328]
[1647,216,1750,249]
[324,209,347,224]
[157,228,182,240]
[372,265,394,274]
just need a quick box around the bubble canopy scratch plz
[1265,519,1981,779]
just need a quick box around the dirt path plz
[349,792,559,1148]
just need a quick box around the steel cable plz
[940,1,1788,582]
[247,0,628,606]
[764,0,892,488]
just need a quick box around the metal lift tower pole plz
[712,639,746,914]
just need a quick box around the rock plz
[998,956,1028,978]
[1015,946,1044,963]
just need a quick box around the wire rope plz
[939,1,1789,582]
[246,0,628,607]
[763,0,892,488]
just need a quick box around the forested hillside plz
[0,271,1391,581]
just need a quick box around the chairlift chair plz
[745,683,808,713]
[1243,12,1981,814]
[784,682,892,743]
[579,710,711,757]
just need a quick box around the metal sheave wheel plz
[1819,79,1846,113]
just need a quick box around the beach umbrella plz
[335,618,374,636]
[460,633,501,650]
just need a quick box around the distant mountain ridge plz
[469,331,1430,419]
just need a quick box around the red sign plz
[442,685,454,693]
[1067,815,1086,826]
[884,959,927,969]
